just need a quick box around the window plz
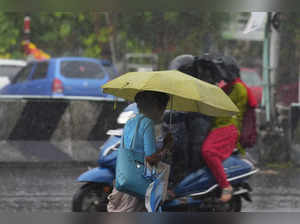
[12,64,34,84]
[60,61,105,79]
[31,62,48,80]
[0,65,24,79]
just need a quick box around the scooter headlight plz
[117,111,136,124]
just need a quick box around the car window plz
[0,65,24,79]
[31,62,48,80]
[60,61,105,79]
[12,64,34,84]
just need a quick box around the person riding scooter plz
[201,54,257,203]
[162,54,224,187]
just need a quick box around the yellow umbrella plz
[102,70,239,117]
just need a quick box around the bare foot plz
[220,185,233,203]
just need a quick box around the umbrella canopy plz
[102,70,239,117]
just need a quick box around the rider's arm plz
[144,121,173,165]
[145,144,172,165]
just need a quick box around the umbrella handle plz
[113,96,118,111]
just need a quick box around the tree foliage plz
[0,12,228,65]
[0,12,299,75]
[115,12,229,68]
[0,12,24,58]
[0,12,113,59]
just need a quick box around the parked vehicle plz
[0,57,116,97]
[123,53,158,73]
[276,82,299,106]
[241,68,299,107]
[72,103,258,212]
[240,68,263,105]
[0,59,26,89]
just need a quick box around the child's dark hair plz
[134,91,169,112]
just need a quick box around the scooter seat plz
[173,156,255,197]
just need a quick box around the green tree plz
[0,12,113,59]
[114,11,229,68]
[0,12,230,64]
[0,12,24,58]
[29,12,112,58]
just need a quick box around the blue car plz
[0,57,118,97]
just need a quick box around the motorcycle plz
[72,103,258,212]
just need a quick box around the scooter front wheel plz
[72,183,112,212]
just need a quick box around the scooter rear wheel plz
[72,183,111,212]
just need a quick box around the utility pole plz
[262,12,271,122]
[262,12,281,124]
[269,12,281,123]
[103,12,117,65]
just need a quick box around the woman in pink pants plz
[202,55,257,203]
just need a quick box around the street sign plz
[243,12,267,34]
[222,13,266,41]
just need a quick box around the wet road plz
[243,168,300,212]
[0,163,88,212]
[0,163,300,212]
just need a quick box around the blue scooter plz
[72,103,258,212]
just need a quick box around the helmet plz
[220,55,240,82]
[193,53,225,84]
[168,54,194,70]
[168,54,199,78]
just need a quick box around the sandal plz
[220,186,233,203]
